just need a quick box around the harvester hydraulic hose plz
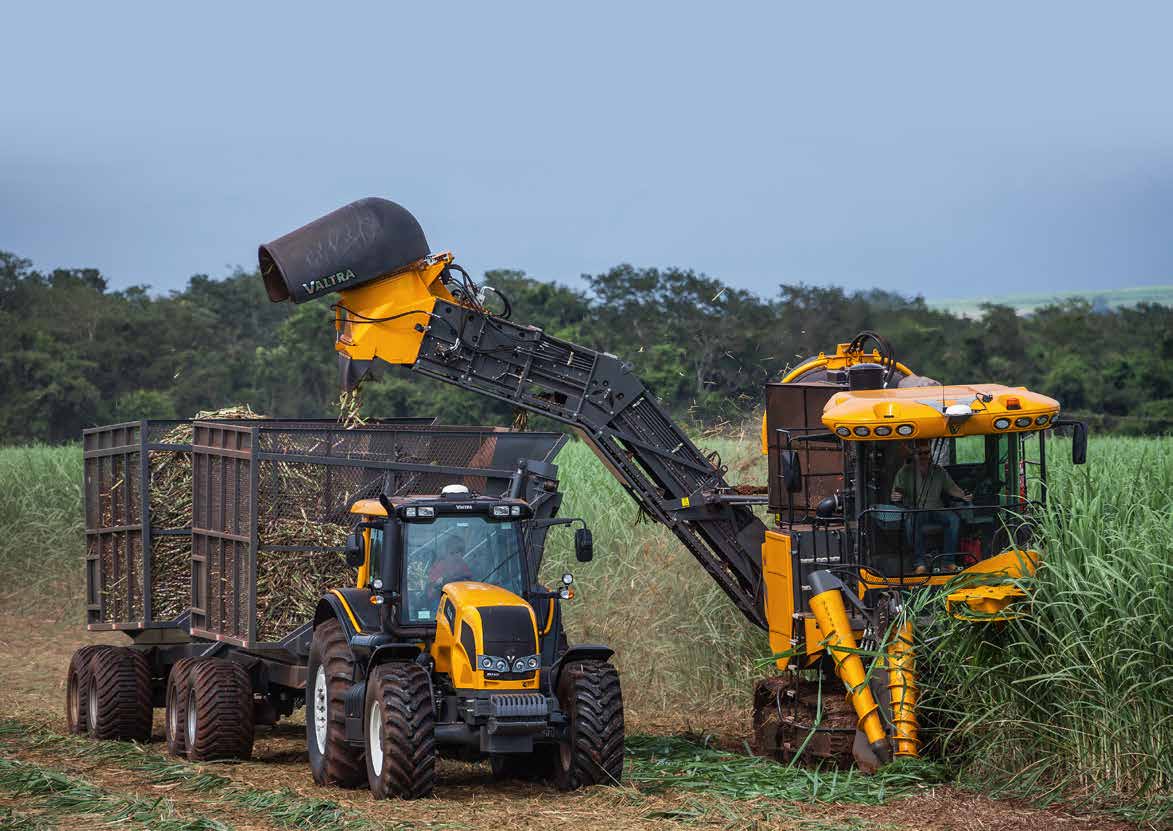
[807,570,891,764]
[885,619,919,758]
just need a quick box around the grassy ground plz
[0,434,1167,829]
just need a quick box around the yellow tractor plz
[259,198,1088,772]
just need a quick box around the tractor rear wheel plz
[306,620,364,787]
[86,647,152,742]
[185,658,255,761]
[165,657,208,757]
[553,660,624,790]
[364,662,436,799]
[66,645,114,734]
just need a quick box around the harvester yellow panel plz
[431,581,540,692]
[822,384,1059,441]
[946,549,1039,620]
[333,253,458,367]
[761,531,796,667]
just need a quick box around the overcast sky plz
[2,3,1171,300]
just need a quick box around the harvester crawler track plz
[751,674,856,768]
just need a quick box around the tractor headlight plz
[495,659,508,672]
[513,659,527,672]
[417,507,434,518]
[511,505,521,516]
[527,657,539,670]
[404,507,417,517]
[561,572,574,585]
[492,505,510,517]
[481,657,493,670]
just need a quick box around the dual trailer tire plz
[77,646,152,742]
[183,659,255,761]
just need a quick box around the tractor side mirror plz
[1071,421,1087,465]
[780,450,803,493]
[344,531,365,568]
[574,528,594,563]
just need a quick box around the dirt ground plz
[0,614,1138,831]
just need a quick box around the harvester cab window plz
[401,516,526,624]
[862,435,1032,576]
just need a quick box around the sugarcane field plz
[2,6,1171,831]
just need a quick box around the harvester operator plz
[891,440,971,574]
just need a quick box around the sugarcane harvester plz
[259,197,1088,771]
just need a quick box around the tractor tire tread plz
[370,662,436,799]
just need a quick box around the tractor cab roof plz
[349,493,531,517]
[822,383,1060,441]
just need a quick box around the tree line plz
[2,249,1170,444]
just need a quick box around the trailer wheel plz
[365,662,436,799]
[553,660,624,790]
[165,657,208,757]
[66,645,114,735]
[306,619,364,787]
[185,658,255,761]
[86,647,152,742]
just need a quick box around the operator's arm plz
[941,468,971,501]
[891,465,909,503]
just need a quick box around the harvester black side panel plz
[413,300,768,628]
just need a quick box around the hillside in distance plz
[930,284,1173,317]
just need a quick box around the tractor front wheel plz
[364,662,436,799]
[306,620,364,788]
[553,660,624,790]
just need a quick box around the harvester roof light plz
[994,417,1011,430]
[1015,416,1032,428]
[1035,415,1050,426]
[896,424,915,436]
[853,426,870,437]
[835,426,851,437]
[874,425,892,436]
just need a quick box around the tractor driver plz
[424,539,476,607]
[891,440,972,574]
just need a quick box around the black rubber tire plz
[553,660,624,790]
[66,645,114,735]
[364,663,436,799]
[490,745,558,781]
[185,658,255,761]
[165,657,208,757]
[306,620,364,788]
[86,647,152,742]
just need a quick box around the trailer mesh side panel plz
[191,424,565,649]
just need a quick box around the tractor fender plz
[313,595,359,640]
[366,643,424,675]
[548,644,615,694]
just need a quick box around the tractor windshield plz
[400,516,527,624]
[859,432,1042,576]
